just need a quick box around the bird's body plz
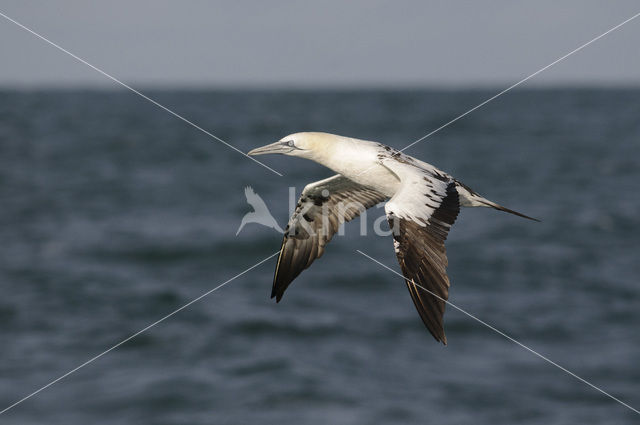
[295,135,402,197]
[249,132,536,344]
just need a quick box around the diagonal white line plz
[399,11,640,153]
[356,249,640,416]
[0,10,283,177]
[0,250,280,416]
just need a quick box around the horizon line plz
[1,81,640,92]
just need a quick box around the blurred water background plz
[0,88,638,424]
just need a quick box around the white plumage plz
[249,132,536,344]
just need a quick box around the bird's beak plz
[247,141,291,156]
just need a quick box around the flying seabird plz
[248,132,537,344]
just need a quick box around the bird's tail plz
[476,199,539,221]
[455,181,539,222]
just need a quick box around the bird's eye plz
[287,140,295,147]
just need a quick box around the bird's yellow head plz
[248,132,343,163]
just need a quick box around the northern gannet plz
[248,132,537,344]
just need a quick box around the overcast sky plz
[1,1,639,88]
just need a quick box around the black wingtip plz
[431,332,447,345]
[271,289,283,303]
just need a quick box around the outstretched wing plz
[382,158,460,344]
[272,174,387,302]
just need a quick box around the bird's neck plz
[310,139,375,175]
[309,139,399,196]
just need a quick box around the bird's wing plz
[382,158,460,344]
[272,174,387,302]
